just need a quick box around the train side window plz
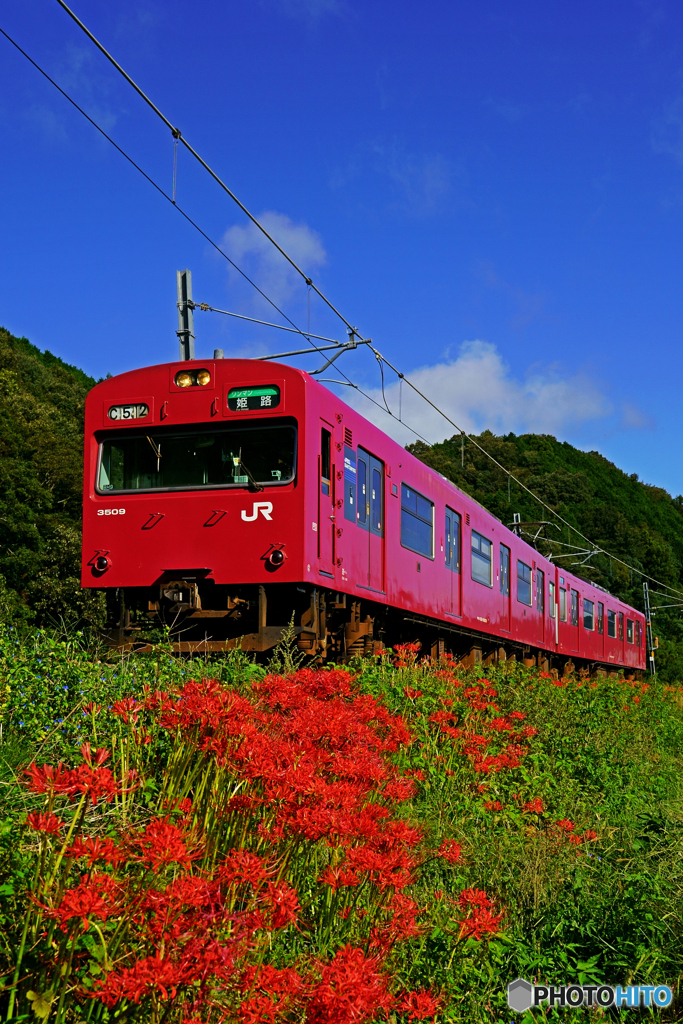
[357,457,368,526]
[597,602,604,634]
[500,544,510,595]
[371,468,383,534]
[445,509,461,571]
[583,599,594,630]
[401,484,433,558]
[626,618,634,644]
[618,612,624,641]
[536,569,544,614]
[344,447,356,523]
[607,609,616,638]
[321,428,331,496]
[559,587,567,621]
[549,580,556,616]
[571,590,579,626]
[471,531,492,586]
[517,560,532,605]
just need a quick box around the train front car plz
[82,358,317,653]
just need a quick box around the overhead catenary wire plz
[11,16,683,603]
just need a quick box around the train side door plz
[318,422,335,576]
[570,588,580,653]
[445,508,461,615]
[357,449,384,592]
[500,544,511,631]
[536,567,545,644]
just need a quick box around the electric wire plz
[11,18,683,603]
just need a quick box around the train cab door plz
[536,567,545,644]
[318,422,335,576]
[445,508,461,615]
[357,449,384,592]
[499,544,511,632]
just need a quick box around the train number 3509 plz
[97,509,126,516]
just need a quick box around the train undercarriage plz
[105,579,640,679]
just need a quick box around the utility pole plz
[643,582,656,676]
[176,269,195,360]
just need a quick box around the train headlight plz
[196,369,211,386]
[175,370,193,388]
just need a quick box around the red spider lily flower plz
[80,743,110,767]
[556,819,575,833]
[70,765,132,804]
[47,872,125,931]
[110,697,142,724]
[238,994,283,1023]
[484,800,504,811]
[509,711,526,720]
[338,906,352,919]
[583,829,598,841]
[92,955,185,1006]
[24,762,76,796]
[67,836,126,868]
[522,798,544,814]
[433,889,444,900]
[459,888,494,910]
[437,839,462,864]
[459,905,504,939]
[383,778,417,802]
[26,811,63,835]
[633,696,640,703]
[487,717,514,733]
[403,687,422,700]
[569,834,583,845]
[219,848,270,886]
[397,989,444,1021]
[308,946,395,1023]
[82,701,102,716]
[132,817,203,870]
[264,880,299,928]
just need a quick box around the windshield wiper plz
[231,450,264,492]
[146,436,162,472]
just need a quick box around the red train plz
[81,357,646,674]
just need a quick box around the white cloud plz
[340,340,614,445]
[222,210,326,309]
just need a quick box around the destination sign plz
[108,403,149,421]
[227,386,281,412]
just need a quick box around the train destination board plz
[227,386,280,412]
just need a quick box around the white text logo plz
[241,502,273,522]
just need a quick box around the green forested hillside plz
[0,326,103,626]
[408,433,683,677]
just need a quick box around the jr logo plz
[241,501,273,522]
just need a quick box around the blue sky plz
[2,0,683,492]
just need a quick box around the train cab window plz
[517,560,532,605]
[445,509,461,572]
[597,602,604,635]
[97,422,296,493]
[571,590,579,626]
[626,618,634,644]
[471,531,492,586]
[549,580,556,616]
[401,484,433,558]
[321,428,331,496]
[618,612,624,641]
[559,587,567,621]
[607,609,617,638]
[500,545,510,596]
[536,569,545,614]
[583,599,595,630]
[344,447,356,523]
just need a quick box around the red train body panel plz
[82,358,646,672]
